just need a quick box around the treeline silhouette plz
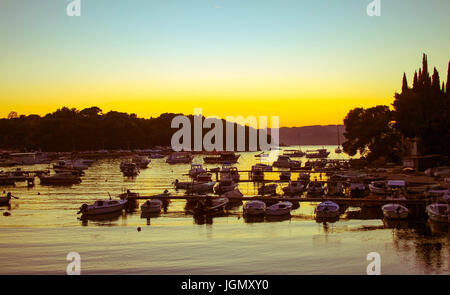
[0,107,272,152]
[343,53,449,162]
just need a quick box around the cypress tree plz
[442,82,445,93]
[446,61,450,94]
[422,53,431,87]
[402,72,408,93]
[431,67,440,91]
[413,71,418,90]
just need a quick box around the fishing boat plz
[306,181,324,196]
[149,153,165,159]
[166,152,193,164]
[266,201,293,216]
[315,201,340,218]
[258,183,277,195]
[215,174,237,194]
[272,155,301,168]
[381,203,409,219]
[192,197,229,216]
[426,203,449,223]
[39,172,81,185]
[186,181,216,193]
[141,199,163,214]
[189,164,205,177]
[282,181,304,195]
[203,151,240,164]
[279,171,291,181]
[77,199,127,216]
[305,149,330,159]
[243,200,266,216]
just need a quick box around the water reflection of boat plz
[266,214,291,222]
[80,211,123,224]
[315,216,339,224]
[244,214,265,223]
[382,218,409,229]
[427,219,449,235]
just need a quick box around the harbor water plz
[0,146,448,274]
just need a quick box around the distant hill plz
[270,125,346,146]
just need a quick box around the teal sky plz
[0,0,449,125]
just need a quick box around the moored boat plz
[382,203,409,219]
[141,199,163,214]
[282,181,304,195]
[243,200,266,216]
[426,203,449,223]
[77,199,127,216]
[272,155,301,168]
[315,201,340,218]
[39,172,81,185]
[306,181,324,196]
[166,152,193,164]
[204,152,240,164]
[266,201,293,216]
[192,196,229,216]
[258,183,277,195]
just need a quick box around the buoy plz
[3,212,11,216]
[137,227,141,232]
[38,192,40,195]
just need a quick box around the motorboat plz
[266,201,293,216]
[349,182,367,198]
[220,163,240,182]
[149,153,165,159]
[186,181,216,193]
[141,199,163,214]
[272,155,301,168]
[426,203,449,223]
[252,163,272,172]
[283,149,305,157]
[306,181,324,196]
[258,183,277,195]
[243,200,266,216]
[279,171,291,181]
[189,164,205,177]
[77,199,127,216]
[132,156,151,169]
[203,152,240,164]
[282,181,304,195]
[381,203,409,219]
[326,181,344,196]
[220,189,243,204]
[166,152,193,164]
[305,148,330,159]
[215,174,237,194]
[192,197,229,216]
[39,172,81,185]
[368,181,388,194]
[196,172,212,182]
[315,201,340,218]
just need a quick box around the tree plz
[7,111,18,119]
[343,105,400,162]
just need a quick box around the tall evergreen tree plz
[431,67,440,91]
[422,53,431,87]
[402,72,408,93]
[446,61,450,94]
[413,71,418,90]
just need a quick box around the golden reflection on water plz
[0,146,448,274]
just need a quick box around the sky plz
[0,0,449,127]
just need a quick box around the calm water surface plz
[0,146,448,274]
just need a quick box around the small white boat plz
[78,199,127,216]
[258,183,277,195]
[426,203,449,223]
[141,199,163,214]
[243,200,266,216]
[266,201,293,216]
[382,203,409,219]
[315,201,340,218]
[282,181,304,195]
